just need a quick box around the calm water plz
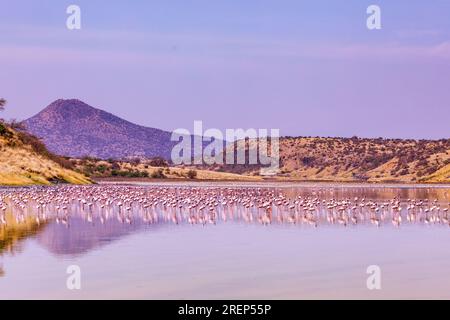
[1,182,450,299]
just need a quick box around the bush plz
[187,169,197,179]
[0,122,8,136]
[149,157,168,167]
[151,168,166,179]
[301,156,315,166]
[128,171,142,178]
[110,170,150,178]
[96,165,107,173]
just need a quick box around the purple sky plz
[0,0,449,139]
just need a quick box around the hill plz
[278,137,450,182]
[0,122,90,185]
[213,136,450,183]
[23,99,176,159]
[22,99,450,183]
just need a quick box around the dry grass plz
[420,164,450,183]
[0,129,91,186]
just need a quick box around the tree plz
[0,98,6,111]
[0,98,8,136]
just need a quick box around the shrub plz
[96,165,107,173]
[149,157,168,167]
[140,170,149,178]
[0,122,8,136]
[187,169,197,179]
[151,168,166,179]
[301,156,315,166]
[129,171,142,178]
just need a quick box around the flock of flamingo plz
[0,185,449,228]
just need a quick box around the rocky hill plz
[213,136,450,183]
[278,137,450,182]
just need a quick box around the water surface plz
[1,183,449,299]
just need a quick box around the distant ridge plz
[23,99,176,159]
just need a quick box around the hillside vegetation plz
[216,137,450,183]
[71,137,450,183]
[71,157,261,181]
[279,137,450,182]
[0,121,91,186]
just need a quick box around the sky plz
[0,0,449,139]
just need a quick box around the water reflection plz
[37,216,148,256]
[1,185,449,258]
[0,212,48,276]
[0,212,47,256]
[1,184,450,299]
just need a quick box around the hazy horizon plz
[1,0,449,139]
[22,97,449,141]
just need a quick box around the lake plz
[1,182,449,299]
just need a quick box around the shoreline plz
[1,177,450,189]
[93,178,450,189]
